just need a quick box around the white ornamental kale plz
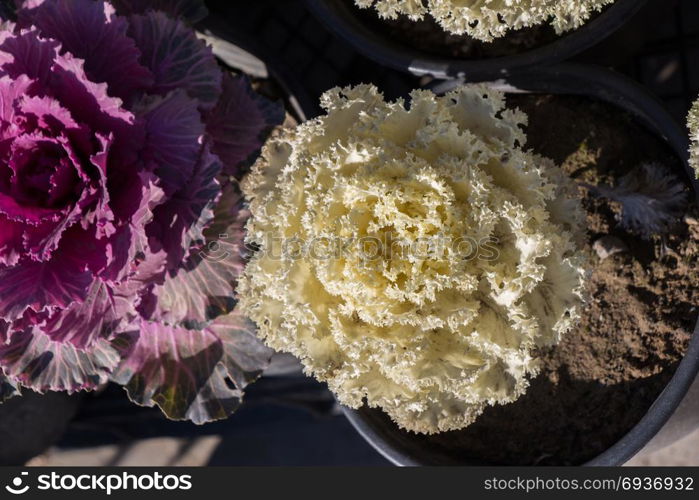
[354,0,617,41]
[238,85,588,434]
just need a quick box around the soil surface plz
[348,0,594,59]
[360,95,698,465]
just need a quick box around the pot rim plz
[341,62,699,467]
[304,0,648,80]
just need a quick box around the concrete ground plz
[26,429,699,466]
[627,429,699,466]
[26,419,699,466]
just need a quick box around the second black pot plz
[305,0,647,80]
[341,63,699,466]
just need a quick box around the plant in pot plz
[236,67,699,465]
[304,0,649,79]
[0,0,285,463]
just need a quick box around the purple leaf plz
[0,191,58,225]
[0,30,144,159]
[0,29,60,85]
[15,134,114,263]
[111,311,272,424]
[17,93,79,133]
[0,75,37,140]
[42,281,133,350]
[0,214,23,267]
[0,327,128,393]
[128,11,222,111]
[103,170,166,283]
[50,53,141,139]
[0,135,70,225]
[21,0,153,101]
[207,74,285,177]
[147,142,221,271]
[112,0,209,24]
[0,234,93,321]
[0,319,10,345]
[207,310,274,389]
[140,90,204,196]
[150,183,248,325]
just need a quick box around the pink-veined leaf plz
[140,90,204,196]
[0,239,93,321]
[147,141,221,271]
[128,11,222,111]
[0,327,130,393]
[0,75,36,140]
[42,281,134,350]
[104,170,166,283]
[20,0,153,101]
[0,30,145,162]
[207,310,274,390]
[111,311,272,424]
[150,182,248,326]
[0,214,23,267]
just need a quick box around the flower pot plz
[197,14,318,121]
[0,391,80,465]
[304,0,647,80]
[341,63,699,466]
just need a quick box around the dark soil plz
[359,95,698,465]
[348,0,592,59]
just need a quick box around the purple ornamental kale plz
[0,0,282,422]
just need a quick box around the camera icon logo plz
[5,472,29,495]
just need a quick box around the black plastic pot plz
[341,63,699,466]
[305,0,647,80]
[197,14,317,121]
